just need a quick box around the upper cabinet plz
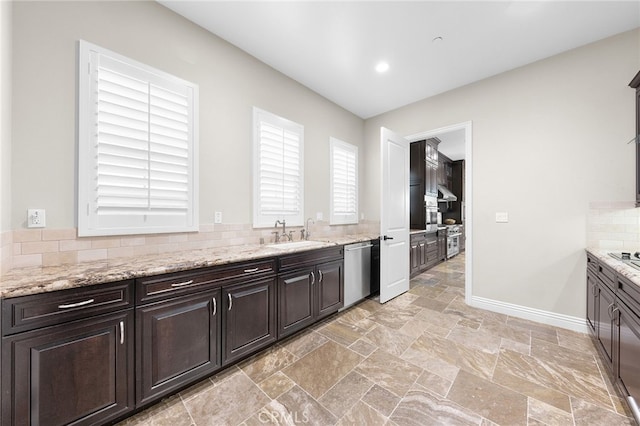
[631,71,640,207]
[409,138,440,229]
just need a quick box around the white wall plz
[11,1,364,230]
[1,0,11,233]
[364,29,640,320]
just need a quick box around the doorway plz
[405,121,472,304]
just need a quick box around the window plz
[253,108,304,228]
[78,40,198,236]
[330,138,358,225]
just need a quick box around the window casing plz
[253,108,304,228]
[330,138,358,225]
[78,40,198,236]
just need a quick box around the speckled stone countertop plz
[0,234,379,299]
[586,248,640,286]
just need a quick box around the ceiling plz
[158,1,640,119]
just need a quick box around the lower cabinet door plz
[316,260,344,320]
[616,301,640,403]
[2,310,134,426]
[136,289,221,405]
[278,268,315,338]
[223,278,277,364]
[597,281,615,367]
[586,271,598,334]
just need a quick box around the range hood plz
[438,185,457,202]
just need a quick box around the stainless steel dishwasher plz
[343,241,373,309]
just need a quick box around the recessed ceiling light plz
[375,62,389,73]
[432,36,444,43]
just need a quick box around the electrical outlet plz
[214,211,222,224]
[27,209,46,228]
[316,212,323,221]
[495,212,509,223]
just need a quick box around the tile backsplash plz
[587,201,640,250]
[2,221,379,273]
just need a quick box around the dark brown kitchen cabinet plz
[438,231,447,261]
[410,232,427,277]
[615,274,640,415]
[596,276,615,368]
[424,233,439,269]
[278,247,344,338]
[136,289,221,405]
[409,141,426,229]
[223,277,277,364]
[586,253,640,422]
[1,280,135,426]
[2,310,134,426]
[630,70,640,206]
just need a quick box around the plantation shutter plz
[79,41,198,236]
[253,108,304,227]
[330,138,358,225]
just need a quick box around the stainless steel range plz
[446,225,461,259]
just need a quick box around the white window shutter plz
[253,108,304,228]
[78,40,199,236]
[330,138,358,225]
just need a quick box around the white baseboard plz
[470,295,589,334]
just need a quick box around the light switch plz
[495,212,509,223]
[316,212,323,220]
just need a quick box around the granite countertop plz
[586,248,640,286]
[0,234,379,299]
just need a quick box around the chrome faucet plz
[275,220,291,241]
[304,218,314,240]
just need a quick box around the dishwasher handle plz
[345,244,373,252]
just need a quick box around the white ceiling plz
[159,1,640,119]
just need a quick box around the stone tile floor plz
[117,253,635,425]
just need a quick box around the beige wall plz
[11,1,364,230]
[1,0,11,232]
[364,29,640,319]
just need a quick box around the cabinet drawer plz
[597,262,616,290]
[587,253,598,273]
[137,259,276,304]
[617,274,640,314]
[278,246,344,272]
[2,280,133,336]
[410,233,426,243]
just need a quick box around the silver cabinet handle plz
[310,271,315,285]
[119,320,124,345]
[319,270,323,282]
[58,298,94,309]
[212,297,217,316]
[171,280,194,288]
[243,268,260,273]
[628,396,640,424]
[607,303,615,319]
[228,293,233,311]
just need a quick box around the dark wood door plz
[316,260,343,320]
[586,271,598,334]
[136,289,221,405]
[223,278,277,364]
[418,241,427,268]
[616,300,640,403]
[426,162,438,196]
[597,280,615,368]
[2,310,134,426]
[278,267,315,338]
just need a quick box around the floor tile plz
[317,371,373,418]
[335,400,389,426]
[390,384,483,426]
[361,384,401,417]
[355,348,422,397]
[571,397,635,426]
[239,345,298,384]
[183,372,270,425]
[448,369,528,425]
[363,324,416,357]
[282,340,363,399]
